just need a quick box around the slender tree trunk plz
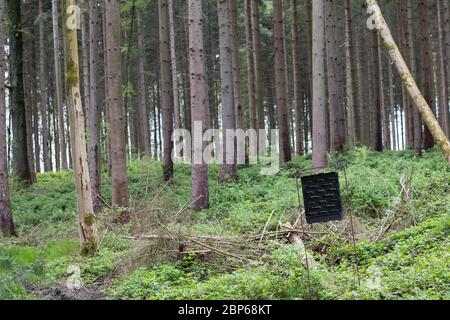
[344,0,356,146]
[291,0,304,156]
[7,0,32,183]
[388,63,396,151]
[252,0,264,132]
[312,0,327,171]
[62,0,99,255]
[437,0,449,137]
[136,11,151,157]
[218,0,237,183]
[273,0,291,164]
[0,1,16,237]
[87,0,102,213]
[229,0,243,131]
[105,0,130,213]
[52,0,68,171]
[378,37,389,150]
[354,35,364,144]
[406,0,422,155]
[189,0,209,211]
[417,0,436,150]
[39,0,52,172]
[159,0,175,182]
[325,0,346,153]
[168,0,180,131]
[366,0,450,163]
[245,0,257,131]
[22,2,36,182]
[370,31,383,151]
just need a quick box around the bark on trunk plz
[159,0,175,182]
[189,0,209,211]
[88,0,102,213]
[0,1,16,237]
[312,0,327,171]
[417,0,436,150]
[105,0,130,211]
[229,0,243,131]
[52,0,68,171]
[273,0,292,164]
[291,0,304,156]
[62,0,99,255]
[218,0,237,183]
[7,0,32,183]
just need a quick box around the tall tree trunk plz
[251,0,264,132]
[325,0,346,153]
[168,0,180,131]
[7,0,32,183]
[88,0,102,214]
[105,0,130,213]
[273,0,291,164]
[418,0,436,150]
[0,0,16,237]
[291,0,304,156]
[229,0,243,131]
[370,31,383,151]
[312,0,327,171]
[245,0,257,131]
[344,0,356,146]
[39,0,52,172]
[159,0,175,182]
[406,0,422,155]
[62,0,99,255]
[218,0,237,183]
[52,0,68,171]
[366,0,450,163]
[189,0,209,211]
[22,1,36,182]
[136,10,151,157]
[378,37,389,150]
[388,63,396,151]
[437,0,449,137]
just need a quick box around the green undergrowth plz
[1,147,449,300]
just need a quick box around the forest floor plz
[0,147,449,300]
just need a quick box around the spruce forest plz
[0,0,449,301]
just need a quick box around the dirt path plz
[31,284,108,300]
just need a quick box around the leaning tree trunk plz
[62,0,99,255]
[159,0,175,182]
[312,0,327,171]
[273,0,291,164]
[104,0,130,215]
[189,0,209,211]
[218,0,237,183]
[366,0,450,163]
[0,1,16,237]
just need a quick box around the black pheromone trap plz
[301,172,343,224]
